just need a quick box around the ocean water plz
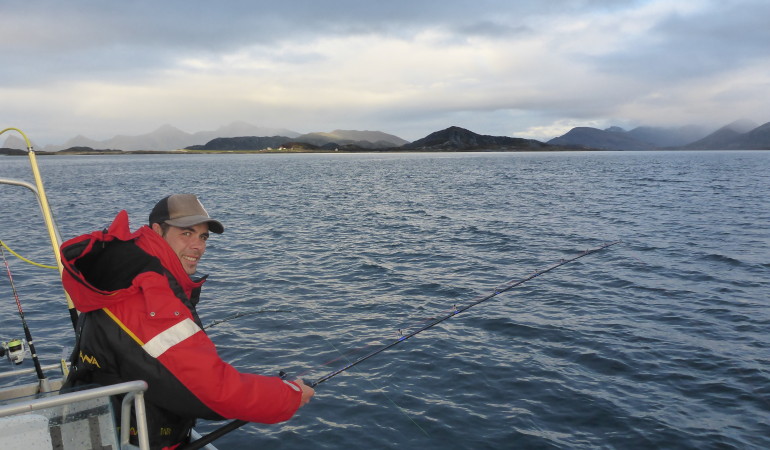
[0,151,768,449]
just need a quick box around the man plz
[61,194,313,449]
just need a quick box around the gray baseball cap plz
[149,194,224,234]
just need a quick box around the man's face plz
[153,223,210,275]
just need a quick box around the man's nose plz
[190,237,206,251]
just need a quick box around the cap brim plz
[165,215,224,234]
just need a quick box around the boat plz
[0,127,216,450]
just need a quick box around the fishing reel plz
[1,339,25,365]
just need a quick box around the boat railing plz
[0,177,64,246]
[0,363,69,381]
[0,380,150,450]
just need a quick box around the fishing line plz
[286,307,430,437]
[181,240,621,450]
[281,328,429,436]
[203,308,293,330]
[292,303,469,380]
[1,244,49,390]
[310,241,621,387]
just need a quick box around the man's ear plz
[151,223,164,236]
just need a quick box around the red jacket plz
[61,210,302,447]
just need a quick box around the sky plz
[2,0,769,146]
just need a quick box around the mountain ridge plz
[548,127,655,151]
[186,129,409,151]
[4,118,770,153]
[682,119,765,149]
[548,119,770,150]
[16,122,303,152]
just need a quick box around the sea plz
[0,150,768,449]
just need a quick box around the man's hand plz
[294,379,315,408]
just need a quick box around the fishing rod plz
[1,244,51,392]
[311,240,621,387]
[181,241,621,450]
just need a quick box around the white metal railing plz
[0,380,150,450]
[0,363,67,381]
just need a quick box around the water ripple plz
[1,151,769,449]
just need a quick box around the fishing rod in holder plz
[1,244,51,392]
[181,241,621,450]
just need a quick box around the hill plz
[43,122,302,152]
[549,119,770,150]
[1,134,39,150]
[0,147,27,155]
[403,126,548,151]
[188,129,408,151]
[46,123,408,152]
[682,119,768,149]
[294,130,409,148]
[737,122,770,149]
[190,126,553,152]
[625,125,709,147]
[548,127,655,151]
[191,121,300,146]
[187,136,293,151]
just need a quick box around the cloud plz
[1,0,769,145]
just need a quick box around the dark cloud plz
[0,0,651,84]
[592,1,770,81]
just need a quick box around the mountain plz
[294,129,409,148]
[190,121,300,146]
[190,129,409,151]
[737,122,770,149]
[626,125,709,147]
[188,136,293,151]
[724,118,760,134]
[60,134,102,149]
[0,148,27,155]
[547,127,655,150]
[547,120,768,150]
[196,126,546,151]
[682,119,764,149]
[403,126,547,150]
[1,134,38,150]
[45,122,302,151]
[104,124,193,151]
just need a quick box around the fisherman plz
[60,194,314,449]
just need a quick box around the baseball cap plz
[149,194,224,234]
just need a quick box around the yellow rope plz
[0,240,58,269]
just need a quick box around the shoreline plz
[1,147,598,156]
[3,147,764,156]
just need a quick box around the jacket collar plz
[105,210,205,293]
[135,224,205,294]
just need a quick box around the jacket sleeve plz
[108,272,303,424]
